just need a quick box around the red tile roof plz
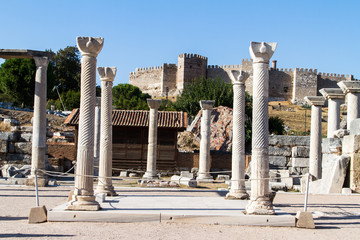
[64,109,187,129]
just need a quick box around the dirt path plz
[0,185,359,240]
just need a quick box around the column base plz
[245,198,275,215]
[196,173,213,182]
[142,171,159,179]
[66,195,100,211]
[225,189,249,200]
[26,177,47,187]
[95,185,118,196]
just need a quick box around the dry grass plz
[0,122,12,132]
[268,101,330,136]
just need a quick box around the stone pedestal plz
[305,96,325,180]
[67,37,104,211]
[226,70,249,200]
[246,42,277,215]
[96,67,117,196]
[338,81,360,130]
[94,97,101,176]
[143,99,162,179]
[27,56,49,186]
[319,88,344,137]
[196,100,215,181]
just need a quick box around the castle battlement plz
[318,72,349,78]
[207,64,241,69]
[178,53,208,60]
[294,68,318,74]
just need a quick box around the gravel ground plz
[0,185,359,240]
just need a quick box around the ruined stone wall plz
[177,53,207,92]
[269,68,293,101]
[291,68,318,104]
[268,135,310,176]
[317,72,352,93]
[129,66,163,97]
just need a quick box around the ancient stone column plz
[305,96,325,180]
[197,100,215,181]
[319,88,344,137]
[94,97,101,176]
[246,42,277,215]
[27,56,49,187]
[96,67,117,196]
[338,81,360,130]
[143,99,162,179]
[67,37,104,211]
[226,70,249,199]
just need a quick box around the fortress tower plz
[176,53,208,93]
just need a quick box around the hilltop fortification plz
[129,53,355,104]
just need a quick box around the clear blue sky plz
[1,0,359,86]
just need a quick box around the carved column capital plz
[97,67,116,82]
[77,37,104,58]
[34,56,49,68]
[304,96,326,106]
[338,81,360,94]
[319,88,345,100]
[147,99,162,109]
[249,42,277,63]
[230,70,248,85]
[200,100,215,110]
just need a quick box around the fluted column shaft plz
[68,37,103,211]
[29,57,49,183]
[143,99,162,179]
[96,67,116,196]
[246,41,277,215]
[197,100,214,180]
[249,62,271,208]
[226,71,248,199]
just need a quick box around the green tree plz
[0,58,55,108]
[112,84,151,110]
[269,116,285,135]
[174,77,233,117]
[51,46,81,93]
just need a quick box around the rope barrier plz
[37,168,306,183]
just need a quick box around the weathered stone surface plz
[180,171,194,178]
[269,156,287,167]
[333,129,349,138]
[8,142,15,153]
[0,132,20,141]
[28,206,47,224]
[350,118,360,135]
[291,146,310,158]
[119,171,128,177]
[171,175,197,187]
[290,157,309,167]
[296,211,315,229]
[269,135,310,147]
[14,142,32,154]
[19,132,32,142]
[342,135,360,154]
[0,140,8,153]
[269,146,291,157]
[322,138,342,154]
[342,188,352,194]
[6,153,32,163]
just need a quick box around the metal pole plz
[56,86,66,111]
[34,168,39,207]
[304,173,310,212]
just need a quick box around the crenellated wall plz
[129,66,163,97]
[129,53,356,104]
